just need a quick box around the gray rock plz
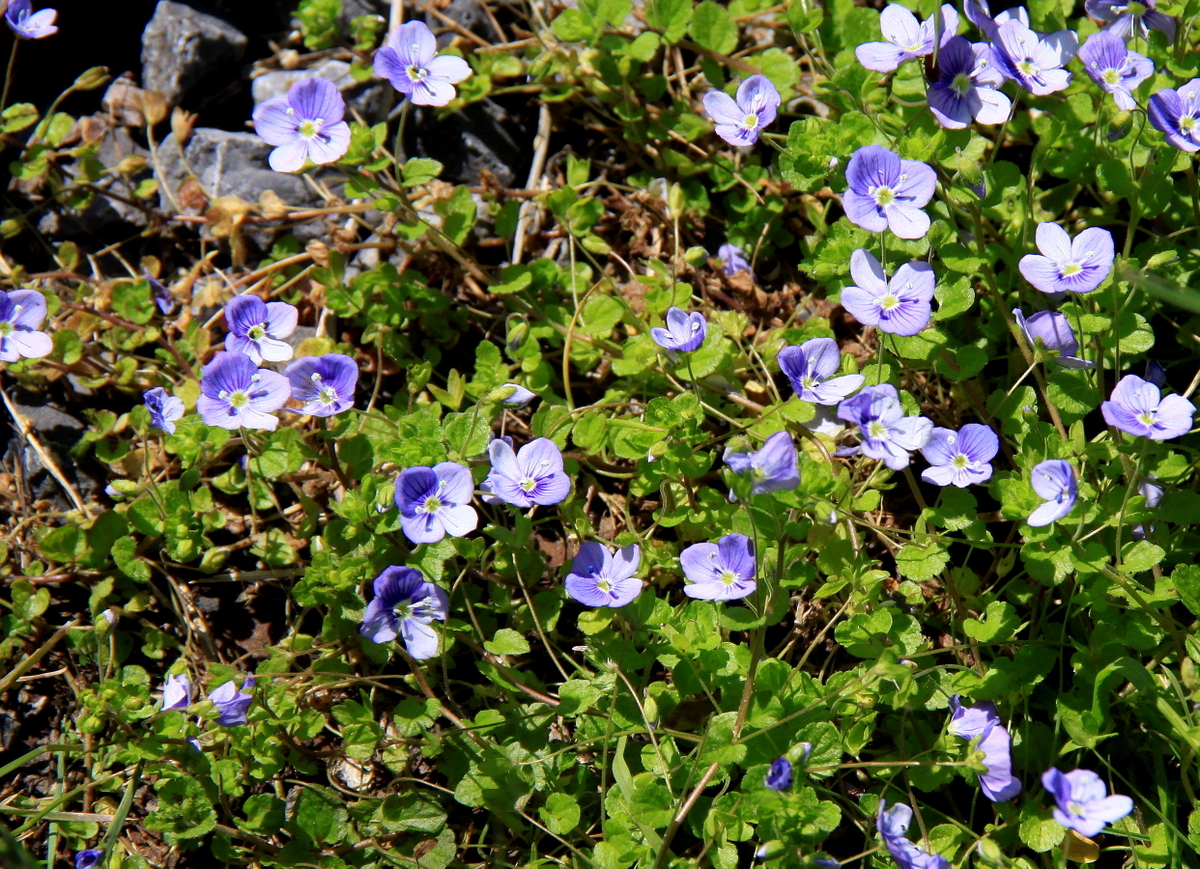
[341,0,388,25]
[141,0,249,105]
[412,99,524,189]
[436,0,502,44]
[251,60,354,106]
[39,125,154,237]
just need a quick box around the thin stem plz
[0,39,18,113]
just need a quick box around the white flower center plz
[718,569,739,586]
[879,293,901,311]
[420,495,443,514]
[1016,59,1039,77]
[224,389,250,409]
[298,118,323,139]
[868,421,889,439]
[951,72,972,96]
[1101,68,1121,85]
[1137,411,1156,426]
[406,64,428,83]
[872,185,896,206]
[248,323,267,340]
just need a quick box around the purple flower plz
[252,77,351,173]
[948,695,998,739]
[565,541,642,608]
[1078,31,1153,112]
[702,74,781,147]
[855,4,958,73]
[498,383,536,406]
[1132,476,1164,540]
[842,145,938,240]
[1085,0,1176,43]
[481,437,571,508]
[990,19,1077,96]
[765,757,793,791]
[1042,768,1133,837]
[877,801,950,869]
[75,851,103,869]
[719,243,751,276]
[964,0,1029,40]
[1101,374,1196,440]
[196,352,291,431]
[161,673,191,711]
[921,424,998,488]
[778,337,866,405]
[5,0,56,38]
[143,387,185,434]
[284,353,357,417]
[928,36,1012,129]
[1013,308,1094,369]
[947,697,1021,802]
[224,295,298,364]
[146,272,175,314]
[680,533,756,601]
[1149,79,1200,152]
[209,677,255,727]
[395,463,478,544]
[359,566,449,660]
[837,384,933,471]
[0,289,52,362]
[1028,459,1077,527]
[651,307,707,353]
[841,249,935,337]
[724,431,801,497]
[1144,359,1168,387]
[375,20,472,107]
[1018,223,1114,295]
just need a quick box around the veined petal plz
[886,203,931,240]
[841,285,883,327]
[426,54,472,84]
[703,90,744,126]
[842,190,888,232]
[307,121,352,164]
[879,4,923,47]
[855,41,907,72]
[849,248,889,295]
[288,77,345,125]
[268,140,309,173]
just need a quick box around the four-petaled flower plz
[359,566,449,660]
[565,542,643,608]
[143,387,185,434]
[1149,79,1200,152]
[252,77,351,173]
[990,19,1077,96]
[718,243,751,276]
[841,249,936,336]
[1085,0,1176,43]
[395,463,478,544]
[877,801,951,869]
[196,352,291,431]
[284,353,358,417]
[1101,374,1196,440]
[1042,768,1134,837]
[702,74,781,147]
[843,145,938,239]
[5,0,57,38]
[651,307,707,354]
[161,672,191,710]
[1028,459,1077,527]
[724,431,801,497]
[947,696,1022,802]
[209,677,255,726]
[837,384,933,471]
[1078,31,1153,112]
[679,533,756,601]
[855,4,958,73]
[0,289,52,362]
[921,424,999,488]
[778,337,865,405]
[224,295,298,364]
[375,20,472,107]
[764,758,793,791]
[1014,308,1094,369]
[75,851,104,869]
[1018,223,1114,295]
[928,36,1012,130]
[482,437,571,508]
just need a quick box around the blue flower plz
[143,387,185,435]
[920,424,998,488]
[651,307,707,353]
[209,677,255,726]
[764,757,793,791]
[842,146,937,240]
[724,431,801,497]
[284,353,358,417]
[1149,79,1200,152]
[160,672,191,711]
[375,20,472,107]
[498,383,537,406]
[947,697,1021,802]
[990,19,1077,96]
[75,851,103,869]
[1028,459,1077,527]
[0,289,52,362]
[1014,308,1094,369]
[718,243,751,276]
[1078,31,1153,112]
[481,437,571,508]
[778,337,865,406]
[197,352,291,431]
[5,0,57,38]
[1018,223,1114,295]
[855,4,958,73]
[702,75,781,147]
[877,801,949,869]
[837,385,933,471]
[841,249,935,336]
[564,542,643,608]
[224,295,298,364]
[1132,476,1163,540]
[680,533,756,601]
[1101,374,1195,440]
[359,566,449,660]
[927,36,1011,130]
[1042,768,1133,837]
[252,77,351,172]
[1085,0,1175,43]
[964,0,1029,40]
[145,272,175,314]
[395,463,478,544]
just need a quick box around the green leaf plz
[646,0,692,43]
[540,793,581,835]
[691,1,738,54]
[895,541,950,581]
[402,157,444,187]
[483,628,531,656]
[963,601,1021,643]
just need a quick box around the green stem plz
[0,40,17,113]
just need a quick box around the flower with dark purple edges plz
[1028,459,1077,527]
[498,383,536,406]
[1085,0,1175,43]
[702,74,781,147]
[75,851,103,869]
[719,243,751,276]
[143,387,185,435]
[947,697,1021,802]
[196,352,290,431]
[963,0,1028,40]
[990,19,1077,96]
[1013,308,1094,369]
[680,533,756,601]
[778,337,865,406]
[5,0,57,38]
[841,249,936,336]
[145,272,175,314]
[161,672,191,711]
[765,757,793,791]
[842,145,938,239]
[1078,31,1153,112]
[359,566,449,659]
[1132,476,1164,540]
[224,295,298,364]
[1018,223,1114,295]
[877,801,950,869]
[252,77,351,173]
[0,289,52,362]
[1149,79,1200,152]
[855,4,958,73]
[564,542,643,608]
[928,36,1012,129]
[651,306,707,353]
[284,353,357,417]
[921,424,998,488]
[481,437,571,508]
[375,20,472,107]
[1101,374,1196,440]
[724,431,801,497]
[837,384,933,471]
[209,677,255,727]
[1042,768,1133,837]
[395,463,478,544]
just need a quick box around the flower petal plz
[426,54,472,84]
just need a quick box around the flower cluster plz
[156,671,257,727]
[947,696,1021,801]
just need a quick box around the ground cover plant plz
[1,0,1200,866]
